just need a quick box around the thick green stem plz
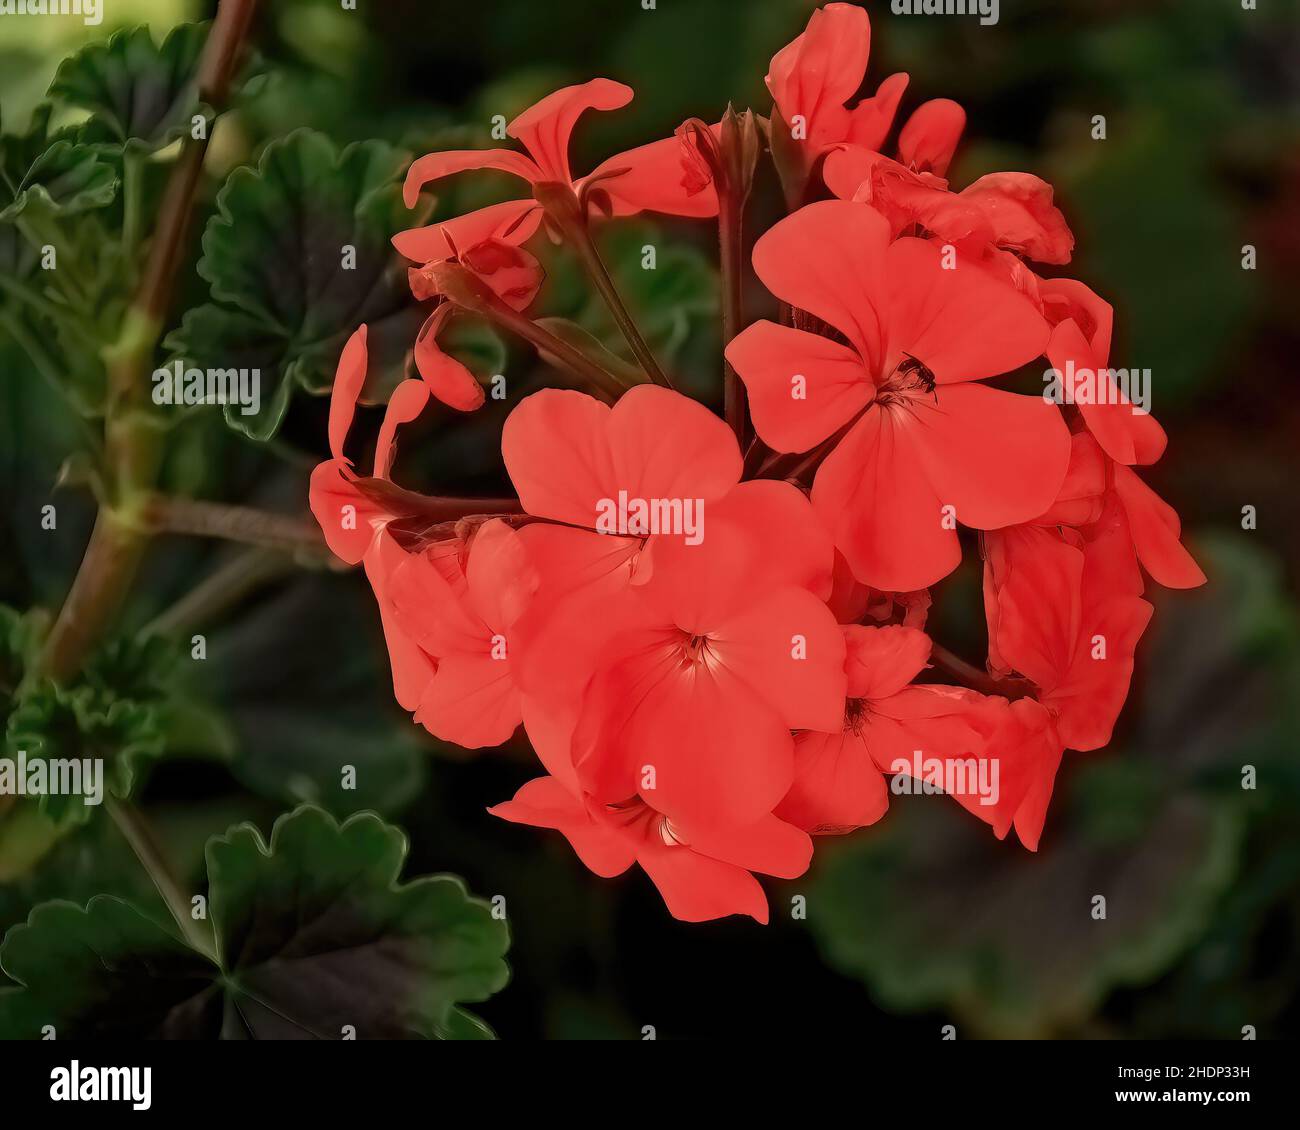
[36,0,260,684]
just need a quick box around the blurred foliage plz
[0,0,1296,1041]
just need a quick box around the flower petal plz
[813,408,962,591]
[507,78,633,184]
[897,98,966,176]
[726,319,873,453]
[750,199,891,372]
[403,148,541,209]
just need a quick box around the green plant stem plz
[718,188,746,440]
[107,797,216,961]
[36,0,260,685]
[143,546,292,638]
[142,495,332,557]
[121,148,146,266]
[565,219,671,388]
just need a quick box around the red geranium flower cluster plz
[311,3,1205,923]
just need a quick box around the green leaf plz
[0,896,217,1039]
[0,105,117,223]
[48,24,210,154]
[4,682,162,827]
[206,569,425,814]
[0,602,40,725]
[805,536,1297,1038]
[0,805,512,1039]
[165,129,425,441]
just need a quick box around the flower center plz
[876,354,938,411]
[844,696,871,735]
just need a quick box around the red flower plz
[308,3,1207,923]
[778,625,1050,844]
[308,327,438,711]
[726,200,1067,590]
[387,519,538,748]
[1039,278,1167,466]
[490,776,812,923]
[407,237,544,410]
[395,78,719,264]
[567,512,846,828]
[766,2,908,190]
[824,141,1075,266]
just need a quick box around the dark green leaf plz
[48,24,210,154]
[165,129,425,441]
[0,106,117,223]
[0,805,511,1039]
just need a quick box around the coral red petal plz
[777,729,889,834]
[959,172,1075,264]
[588,131,721,218]
[392,199,542,263]
[713,585,847,733]
[413,307,487,413]
[898,98,966,176]
[374,378,430,480]
[489,777,636,877]
[725,320,873,453]
[676,813,814,879]
[328,325,368,463]
[416,653,521,749]
[1112,464,1207,589]
[813,408,962,591]
[402,148,541,209]
[843,624,932,700]
[908,382,1071,530]
[843,72,910,152]
[750,200,891,370]
[507,78,634,184]
[766,1,872,152]
[883,236,1050,383]
[636,842,770,924]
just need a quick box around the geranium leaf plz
[0,805,511,1039]
[48,24,211,154]
[0,106,117,223]
[165,129,425,441]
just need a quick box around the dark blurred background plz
[2,0,1298,1038]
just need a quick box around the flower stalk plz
[534,180,672,389]
[430,255,631,401]
[37,0,261,685]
